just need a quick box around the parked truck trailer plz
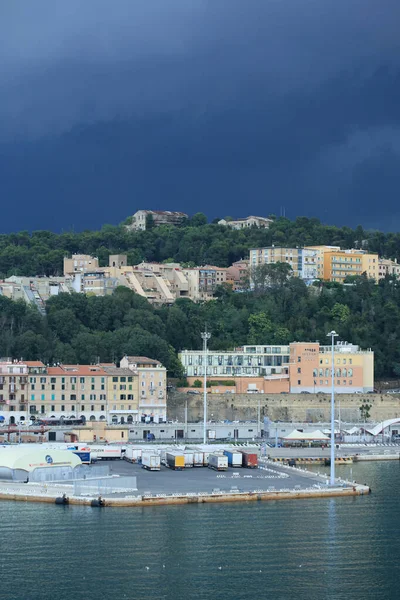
[208,454,228,471]
[241,451,258,468]
[166,452,185,471]
[142,452,161,471]
[124,447,142,463]
[223,450,243,467]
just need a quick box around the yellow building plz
[306,246,379,283]
[101,366,139,424]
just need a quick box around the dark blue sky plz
[1,0,400,232]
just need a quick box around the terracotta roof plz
[56,365,108,376]
[101,367,135,376]
[24,361,46,367]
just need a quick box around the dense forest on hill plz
[1,214,400,277]
[1,270,400,380]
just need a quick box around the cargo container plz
[183,452,194,468]
[241,451,258,468]
[142,452,161,471]
[124,447,142,463]
[208,454,228,471]
[166,452,185,470]
[223,450,243,467]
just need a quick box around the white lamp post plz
[327,330,339,485]
[201,329,211,445]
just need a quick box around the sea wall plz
[167,392,400,423]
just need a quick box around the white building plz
[218,216,273,230]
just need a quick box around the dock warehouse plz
[0,447,81,482]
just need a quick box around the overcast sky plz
[1,0,400,231]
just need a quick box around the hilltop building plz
[218,216,273,229]
[128,210,188,231]
[180,340,373,394]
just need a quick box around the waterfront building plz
[218,216,273,229]
[0,356,167,425]
[120,356,167,421]
[128,210,188,231]
[180,341,374,393]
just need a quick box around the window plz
[81,405,85,411]
[51,394,55,401]
[297,380,301,385]
[297,357,301,362]
[71,377,76,384]
[101,405,105,411]
[51,378,56,384]
[325,380,329,385]
[41,394,45,401]
[319,380,323,385]
[61,394,65,401]
[70,395,76,401]
[81,394,85,400]
[349,380,352,385]
[61,405,65,411]
[80,377,85,384]
[71,405,75,412]
[41,406,45,414]
[297,368,301,374]
[91,405,94,411]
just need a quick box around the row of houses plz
[180,340,374,394]
[0,356,167,425]
[127,210,272,231]
[250,245,400,283]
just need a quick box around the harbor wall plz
[167,392,400,423]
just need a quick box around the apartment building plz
[249,247,320,281]
[307,246,379,283]
[0,356,167,425]
[128,210,188,231]
[218,215,273,230]
[226,260,249,291]
[250,245,380,283]
[101,366,139,424]
[120,356,167,420]
[289,341,373,393]
[183,266,227,301]
[63,254,99,275]
[180,341,374,393]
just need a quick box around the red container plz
[241,451,258,468]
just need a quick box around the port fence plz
[29,464,110,483]
[74,476,138,497]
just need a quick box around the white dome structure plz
[0,447,81,481]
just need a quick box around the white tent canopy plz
[282,429,330,441]
[365,418,400,436]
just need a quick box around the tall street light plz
[327,330,339,485]
[201,329,211,445]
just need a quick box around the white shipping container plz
[192,451,204,467]
[142,452,160,471]
[89,446,122,460]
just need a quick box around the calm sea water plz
[1,461,399,600]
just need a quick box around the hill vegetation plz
[1,262,400,379]
[1,214,400,277]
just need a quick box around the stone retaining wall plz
[167,392,400,423]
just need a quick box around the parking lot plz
[102,458,329,496]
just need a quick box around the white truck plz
[89,446,123,461]
[142,452,161,471]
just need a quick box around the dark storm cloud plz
[1,0,400,231]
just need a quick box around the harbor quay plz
[0,443,371,508]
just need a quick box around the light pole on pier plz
[201,329,211,445]
[328,330,339,485]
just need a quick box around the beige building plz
[218,216,273,229]
[63,254,99,275]
[250,247,320,280]
[0,360,29,424]
[378,258,400,279]
[120,356,167,421]
[183,266,227,301]
[128,210,188,231]
[226,260,249,291]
